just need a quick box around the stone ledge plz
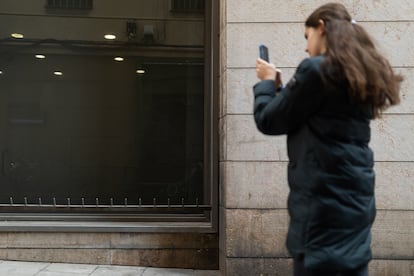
[222,257,414,276]
[223,209,414,258]
[0,232,219,269]
[2,248,219,270]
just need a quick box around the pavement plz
[0,260,221,276]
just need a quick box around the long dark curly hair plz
[305,3,402,118]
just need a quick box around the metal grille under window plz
[171,0,204,13]
[0,196,211,217]
[46,0,93,10]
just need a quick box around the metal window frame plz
[0,0,219,233]
[45,0,93,10]
[170,0,205,14]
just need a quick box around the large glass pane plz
[0,0,205,208]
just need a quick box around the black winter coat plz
[253,56,376,270]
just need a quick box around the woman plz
[253,3,402,276]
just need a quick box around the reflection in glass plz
[0,0,205,207]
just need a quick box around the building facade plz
[220,0,414,275]
[0,0,219,270]
[1,0,414,275]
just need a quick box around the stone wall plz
[0,232,218,269]
[219,0,414,275]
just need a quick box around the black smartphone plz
[259,44,269,62]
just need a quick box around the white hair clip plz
[351,19,357,24]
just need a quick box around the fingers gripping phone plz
[259,44,283,90]
[259,44,269,62]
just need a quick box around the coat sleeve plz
[253,57,325,135]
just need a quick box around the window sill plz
[0,220,215,233]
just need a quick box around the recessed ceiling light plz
[0,71,3,74]
[136,69,146,74]
[104,34,116,40]
[53,71,63,76]
[114,57,124,62]
[35,54,46,59]
[11,33,24,39]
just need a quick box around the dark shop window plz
[0,0,216,226]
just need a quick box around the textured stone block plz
[226,67,413,115]
[225,114,414,163]
[109,233,218,249]
[386,68,414,114]
[0,234,7,247]
[375,162,414,210]
[227,22,414,68]
[222,209,414,259]
[4,233,110,248]
[223,161,288,209]
[227,68,256,115]
[370,259,414,276]
[111,248,218,270]
[227,0,353,23]
[5,249,110,264]
[220,160,414,210]
[227,23,307,69]
[227,68,296,115]
[225,115,288,161]
[372,210,414,258]
[228,0,414,23]
[361,22,414,67]
[1,232,219,269]
[223,258,414,276]
[3,247,219,270]
[225,257,292,276]
[371,115,414,161]
[354,0,414,21]
[225,209,289,257]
